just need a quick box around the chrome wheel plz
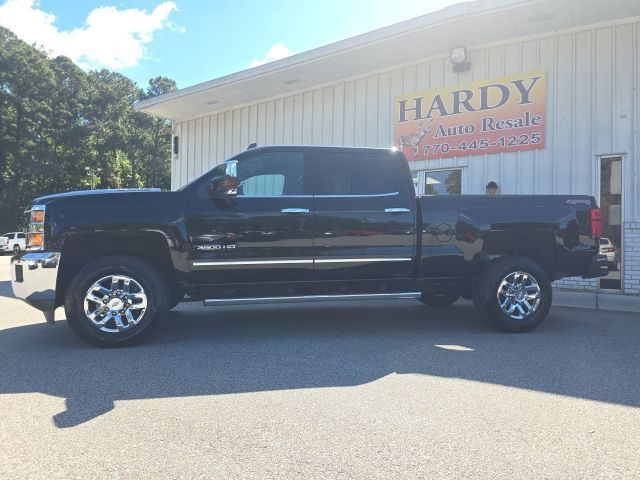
[496,271,541,320]
[83,275,148,333]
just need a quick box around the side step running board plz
[204,292,421,307]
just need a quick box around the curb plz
[552,289,640,314]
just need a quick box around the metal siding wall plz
[332,84,344,145]
[377,72,391,148]
[193,118,203,180]
[574,31,592,196]
[354,78,367,147]
[616,24,635,222]
[283,97,294,145]
[171,19,639,224]
[343,81,355,146]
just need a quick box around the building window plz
[418,169,463,196]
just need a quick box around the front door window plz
[236,152,304,197]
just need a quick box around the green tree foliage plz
[0,26,176,232]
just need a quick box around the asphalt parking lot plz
[0,256,639,479]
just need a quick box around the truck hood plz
[34,188,163,204]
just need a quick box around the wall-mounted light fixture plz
[486,181,499,195]
[450,46,471,73]
[173,136,179,156]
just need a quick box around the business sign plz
[394,70,546,161]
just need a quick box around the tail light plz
[590,208,602,239]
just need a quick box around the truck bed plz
[418,194,599,281]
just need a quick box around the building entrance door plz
[598,156,623,290]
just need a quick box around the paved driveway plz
[0,256,639,479]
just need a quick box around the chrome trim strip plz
[281,208,310,214]
[233,192,399,199]
[192,257,412,267]
[314,192,399,198]
[192,259,313,267]
[204,292,421,306]
[315,257,412,263]
[384,207,411,213]
[237,195,312,199]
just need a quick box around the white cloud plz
[0,0,179,69]
[249,43,293,68]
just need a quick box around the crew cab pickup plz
[11,146,608,346]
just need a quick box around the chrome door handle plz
[384,208,410,213]
[281,208,310,214]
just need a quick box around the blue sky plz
[0,0,460,89]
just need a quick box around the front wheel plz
[13,244,21,254]
[473,256,552,332]
[64,255,169,347]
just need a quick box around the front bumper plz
[10,252,60,318]
[582,254,610,279]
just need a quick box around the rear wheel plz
[473,256,551,332]
[419,291,460,307]
[64,255,169,347]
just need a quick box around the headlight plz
[27,205,46,251]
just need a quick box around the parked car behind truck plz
[0,232,26,254]
[599,237,619,270]
[10,146,608,346]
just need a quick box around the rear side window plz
[237,152,304,196]
[17,233,26,239]
[314,152,402,196]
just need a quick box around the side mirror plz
[207,159,239,198]
[207,175,239,197]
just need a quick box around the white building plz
[135,0,640,297]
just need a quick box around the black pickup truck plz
[11,146,608,346]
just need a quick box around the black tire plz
[472,256,552,333]
[64,255,169,347]
[419,291,460,307]
[13,244,20,254]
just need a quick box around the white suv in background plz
[0,232,26,254]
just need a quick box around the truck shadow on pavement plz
[0,280,12,298]
[0,301,638,428]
